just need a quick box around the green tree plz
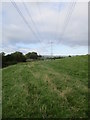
[30,52,38,59]
[25,52,38,60]
[25,52,31,59]
[12,51,26,62]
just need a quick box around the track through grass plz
[2,55,88,118]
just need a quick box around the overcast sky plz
[0,1,88,55]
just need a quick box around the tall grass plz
[2,55,88,118]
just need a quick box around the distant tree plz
[38,55,42,60]
[11,51,26,62]
[2,51,42,67]
[0,52,8,67]
[69,55,71,57]
[25,52,31,59]
[2,52,6,66]
[38,55,42,58]
[30,52,38,59]
[5,54,14,61]
[0,52,5,61]
[0,52,5,56]
[0,52,5,68]
[25,52,38,60]
[1,51,26,67]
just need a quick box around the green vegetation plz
[2,55,88,118]
[1,51,42,68]
[0,69,2,119]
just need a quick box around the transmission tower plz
[50,41,53,58]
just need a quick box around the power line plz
[36,1,42,17]
[63,1,76,34]
[50,1,76,56]
[50,41,53,57]
[10,1,76,56]
[50,3,61,57]
[22,2,42,42]
[55,3,61,41]
[61,3,74,37]
[58,1,77,41]
[10,0,41,42]
[63,1,76,36]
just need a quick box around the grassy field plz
[2,55,88,118]
[0,69,2,119]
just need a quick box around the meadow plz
[2,55,88,118]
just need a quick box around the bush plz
[1,51,26,68]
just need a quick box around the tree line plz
[0,51,70,68]
[0,51,42,68]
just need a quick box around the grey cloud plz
[1,2,88,54]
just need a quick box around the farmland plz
[2,55,88,118]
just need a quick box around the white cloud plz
[1,1,88,54]
[60,2,88,46]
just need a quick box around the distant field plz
[2,55,88,118]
